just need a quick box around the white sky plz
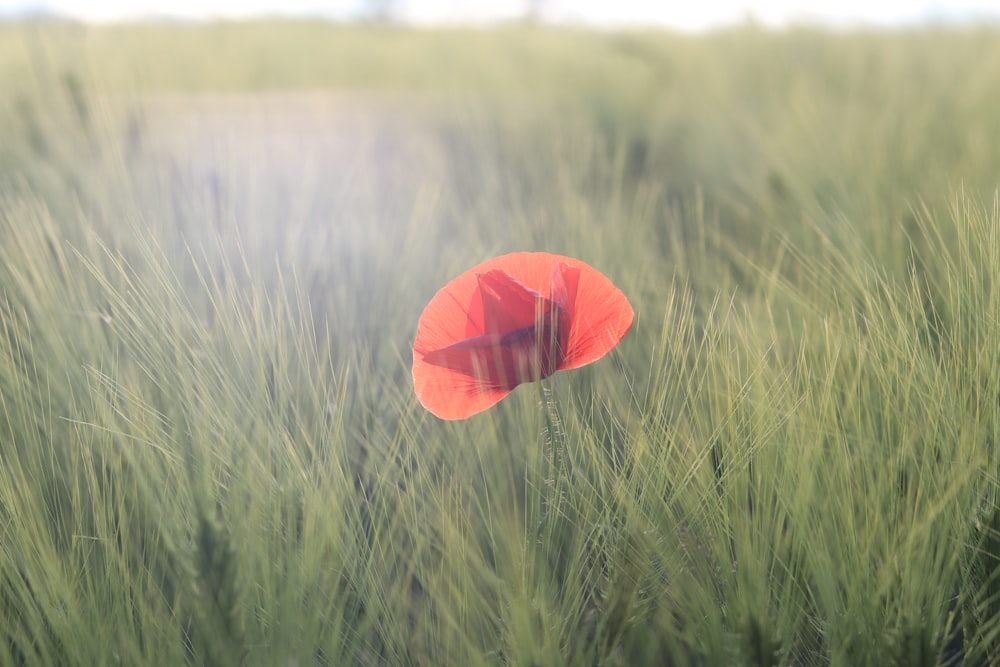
[2,0,1000,29]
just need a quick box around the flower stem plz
[538,378,562,481]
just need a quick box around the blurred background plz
[2,0,1000,28]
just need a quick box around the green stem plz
[538,378,561,481]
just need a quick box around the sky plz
[1,0,1000,30]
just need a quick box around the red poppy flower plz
[412,252,634,420]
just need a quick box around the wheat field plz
[1,20,999,665]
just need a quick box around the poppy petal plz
[413,252,632,420]
[411,360,513,421]
[558,265,633,370]
[548,262,580,355]
[476,270,545,336]
[549,262,580,313]
[414,253,564,355]
[423,324,545,391]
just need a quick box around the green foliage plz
[1,19,999,665]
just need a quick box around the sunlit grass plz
[1,19,1000,665]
